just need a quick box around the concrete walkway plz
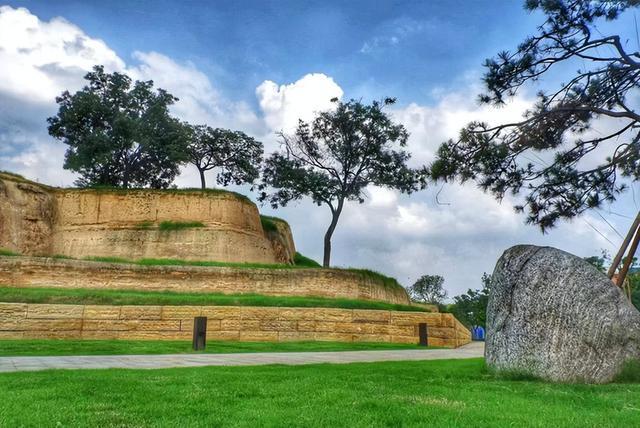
[0,342,484,373]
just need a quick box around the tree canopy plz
[407,275,447,304]
[259,98,426,267]
[186,125,263,189]
[48,65,188,189]
[449,273,492,328]
[431,0,640,230]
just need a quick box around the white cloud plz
[0,6,124,104]
[256,73,344,133]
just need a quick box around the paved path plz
[0,342,484,373]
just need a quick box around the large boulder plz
[486,245,640,383]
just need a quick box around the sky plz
[0,1,638,297]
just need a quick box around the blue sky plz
[0,2,638,296]
[8,0,545,105]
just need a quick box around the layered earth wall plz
[0,257,411,305]
[0,173,294,264]
[0,303,471,347]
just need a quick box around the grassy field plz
[0,339,431,356]
[0,286,424,312]
[0,358,638,427]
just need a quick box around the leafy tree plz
[48,65,188,188]
[450,273,492,328]
[583,249,611,272]
[431,0,640,230]
[186,125,263,189]
[259,98,425,267]
[408,275,447,304]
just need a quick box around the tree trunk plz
[198,169,206,189]
[323,200,344,268]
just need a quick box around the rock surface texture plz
[486,245,640,383]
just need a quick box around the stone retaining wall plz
[0,303,471,347]
[0,257,411,305]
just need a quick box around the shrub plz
[158,221,205,231]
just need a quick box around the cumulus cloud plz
[256,73,344,134]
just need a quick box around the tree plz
[431,0,639,231]
[407,275,447,304]
[259,98,425,267]
[450,273,492,328]
[48,65,188,188]
[186,125,263,189]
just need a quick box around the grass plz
[294,252,322,267]
[0,339,429,357]
[0,359,639,427]
[158,220,205,231]
[0,286,425,312]
[614,359,640,383]
[0,248,19,256]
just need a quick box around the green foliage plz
[407,274,447,304]
[431,1,639,231]
[294,252,321,267]
[0,286,426,312]
[260,215,281,233]
[614,359,640,383]
[1,359,639,426]
[186,125,263,189]
[158,221,205,231]
[0,248,20,256]
[260,98,426,267]
[449,273,491,328]
[0,339,429,357]
[47,65,189,189]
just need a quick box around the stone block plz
[313,308,352,322]
[352,334,390,343]
[241,307,280,320]
[120,306,162,320]
[200,306,242,320]
[313,332,352,342]
[207,330,240,341]
[161,306,202,320]
[352,310,390,323]
[27,304,84,319]
[83,305,121,319]
[260,320,297,332]
[240,331,278,342]
[277,331,316,342]
[0,303,27,319]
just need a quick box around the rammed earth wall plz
[0,257,411,305]
[0,303,472,348]
[0,173,295,264]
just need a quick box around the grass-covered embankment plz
[0,286,424,312]
[0,358,638,426]
[1,248,404,291]
[0,339,430,357]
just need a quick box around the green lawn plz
[0,339,430,356]
[0,359,638,427]
[0,286,425,312]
